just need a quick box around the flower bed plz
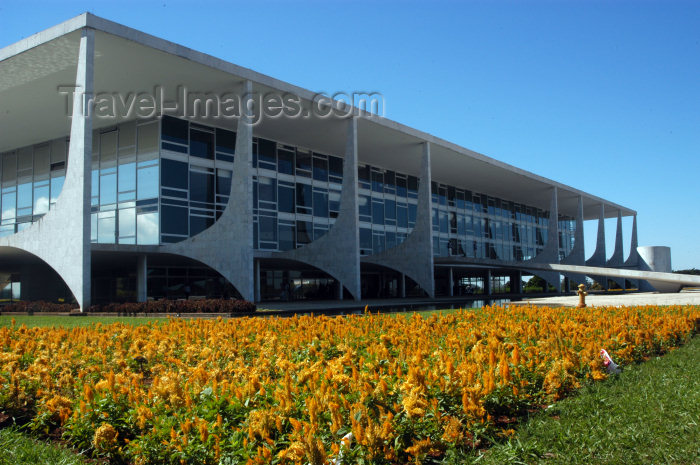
[0,304,697,464]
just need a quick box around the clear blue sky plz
[1,0,698,269]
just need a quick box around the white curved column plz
[561,195,586,286]
[522,186,560,292]
[585,203,608,289]
[273,117,362,300]
[0,28,94,310]
[362,142,435,297]
[163,80,255,300]
[625,214,641,290]
[606,210,626,288]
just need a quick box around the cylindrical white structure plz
[637,246,679,292]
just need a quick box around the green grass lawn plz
[475,335,700,465]
[0,427,89,465]
[0,315,165,329]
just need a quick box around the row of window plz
[430,179,576,260]
[90,121,161,245]
[160,116,572,259]
[0,115,576,264]
[0,139,67,237]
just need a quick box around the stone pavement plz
[518,289,700,307]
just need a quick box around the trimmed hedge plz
[0,299,256,315]
[0,301,77,313]
[89,298,256,315]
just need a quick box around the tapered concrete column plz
[0,27,94,310]
[274,117,361,300]
[607,210,624,265]
[586,203,608,289]
[484,269,492,295]
[230,82,256,300]
[68,28,94,309]
[562,195,586,286]
[515,270,523,294]
[448,267,454,297]
[363,142,435,297]
[136,255,147,302]
[605,210,625,289]
[399,273,406,298]
[523,187,560,292]
[626,215,639,267]
[586,203,607,265]
[625,214,640,290]
[163,80,255,300]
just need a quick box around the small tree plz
[523,275,556,293]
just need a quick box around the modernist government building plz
[0,14,681,309]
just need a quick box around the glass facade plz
[430,183,576,261]
[0,114,575,265]
[91,120,160,245]
[252,139,345,251]
[147,265,236,300]
[251,133,420,254]
[159,116,235,244]
[357,165,419,255]
[0,138,67,237]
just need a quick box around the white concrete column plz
[626,214,639,267]
[420,143,435,297]
[523,187,560,293]
[337,280,343,300]
[361,142,434,297]
[273,117,361,300]
[448,267,454,297]
[561,195,587,286]
[69,27,95,310]
[586,203,608,289]
[164,80,255,301]
[0,28,95,310]
[625,214,640,290]
[234,81,256,300]
[607,210,624,265]
[136,255,147,302]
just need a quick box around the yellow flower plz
[93,423,119,452]
[401,386,427,418]
[277,441,305,462]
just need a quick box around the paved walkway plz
[257,290,700,313]
[257,296,498,313]
[518,289,700,307]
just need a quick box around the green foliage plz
[0,427,88,465]
[475,335,700,464]
[674,268,700,275]
[524,276,556,293]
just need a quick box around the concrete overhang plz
[1,12,635,220]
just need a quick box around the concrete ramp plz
[523,263,700,292]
